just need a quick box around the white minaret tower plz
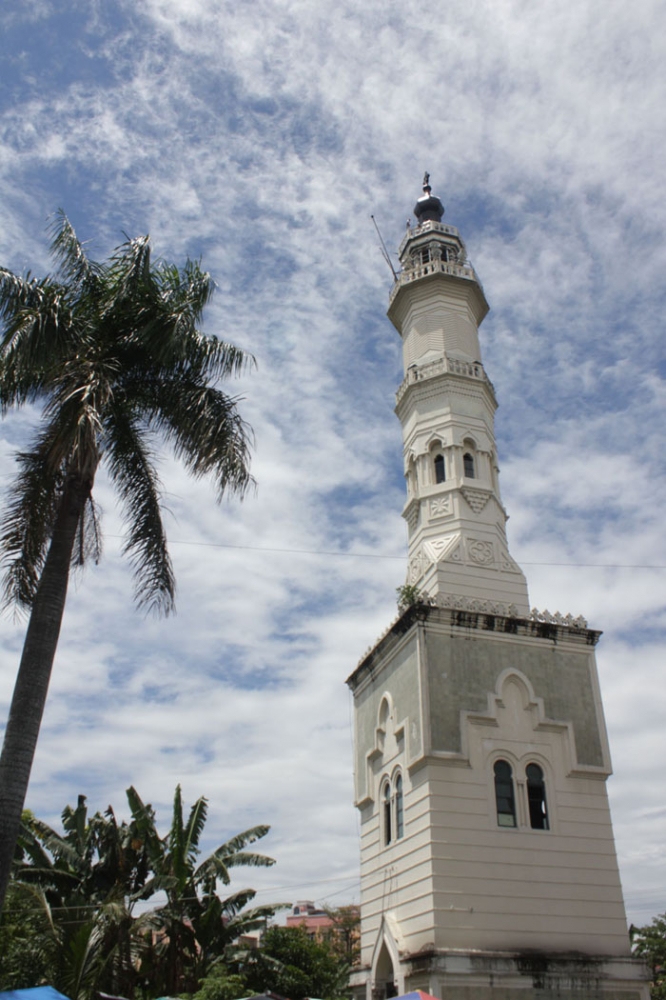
[390,174,529,613]
[347,179,649,1000]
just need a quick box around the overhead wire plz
[106,535,666,569]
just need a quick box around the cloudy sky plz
[0,0,665,928]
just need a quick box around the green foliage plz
[191,964,248,1000]
[239,925,351,1000]
[0,215,255,914]
[0,882,57,988]
[396,583,422,610]
[0,213,254,615]
[2,786,278,1000]
[632,914,666,999]
[322,905,361,967]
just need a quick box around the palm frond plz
[0,272,73,409]
[106,234,152,307]
[213,825,272,856]
[16,820,57,871]
[125,787,164,870]
[224,901,288,936]
[168,784,186,884]
[48,210,103,292]
[61,795,90,857]
[221,850,275,870]
[72,494,102,569]
[194,826,273,887]
[141,377,254,500]
[183,795,208,858]
[103,407,175,615]
[0,441,65,609]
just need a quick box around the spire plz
[413,171,445,224]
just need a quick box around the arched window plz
[526,763,549,830]
[434,454,445,484]
[463,452,475,478]
[395,774,404,839]
[413,246,432,266]
[383,781,392,845]
[494,759,516,827]
[407,457,417,496]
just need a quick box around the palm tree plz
[0,214,254,912]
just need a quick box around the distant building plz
[287,901,360,964]
[287,900,335,939]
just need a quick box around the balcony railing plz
[397,220,461,255]
[389,258,481,307]
[396,356,491,404]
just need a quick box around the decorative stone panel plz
[461,487,491,513]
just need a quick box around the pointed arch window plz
[526,763,549,830]
[463,452,475,478]
[382,773,405,846]
[494,759,516,827]
[434,454,445,484]
[383,781,392,845]
[395,774,404,839]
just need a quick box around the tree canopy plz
[632,914,666,999]
[238,924,352,1000]
[1,786,278,998]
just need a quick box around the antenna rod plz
[371,215,398,281]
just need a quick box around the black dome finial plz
[414,172,444,224]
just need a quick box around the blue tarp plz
[0,988,71,1000]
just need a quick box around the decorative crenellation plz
[396,355,488,405]
[434,593,588,628]
[354,598,590,668]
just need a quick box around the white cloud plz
[0,0,665,930]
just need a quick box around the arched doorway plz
[373,940,397,999]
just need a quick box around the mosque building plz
[346,177,649,1000]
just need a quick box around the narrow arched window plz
[494,760,516,827]
[395,774,404,839]
[463,452,475,478]
[434,454,445,484]
[526,763,549,830]
[383,782,392,845]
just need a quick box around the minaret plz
[389,173,529,613]
[347,179,649,1000]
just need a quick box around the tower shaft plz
[388,206,529,613]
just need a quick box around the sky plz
[0,0,665,930]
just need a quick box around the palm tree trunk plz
[0,476,89,912]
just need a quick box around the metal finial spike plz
[422,171,431,194]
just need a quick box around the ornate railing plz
[396,355,489,405]
[389,258,481,307]
[397,220,461,254]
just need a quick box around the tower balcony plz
[395,354,495,406]
[388,257,483,312]
[397,219,463,256]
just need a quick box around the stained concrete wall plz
[424,629,606,768]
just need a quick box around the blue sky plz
[0,0,665,925]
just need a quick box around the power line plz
[106,535,666,569]
[2,872,361,918]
